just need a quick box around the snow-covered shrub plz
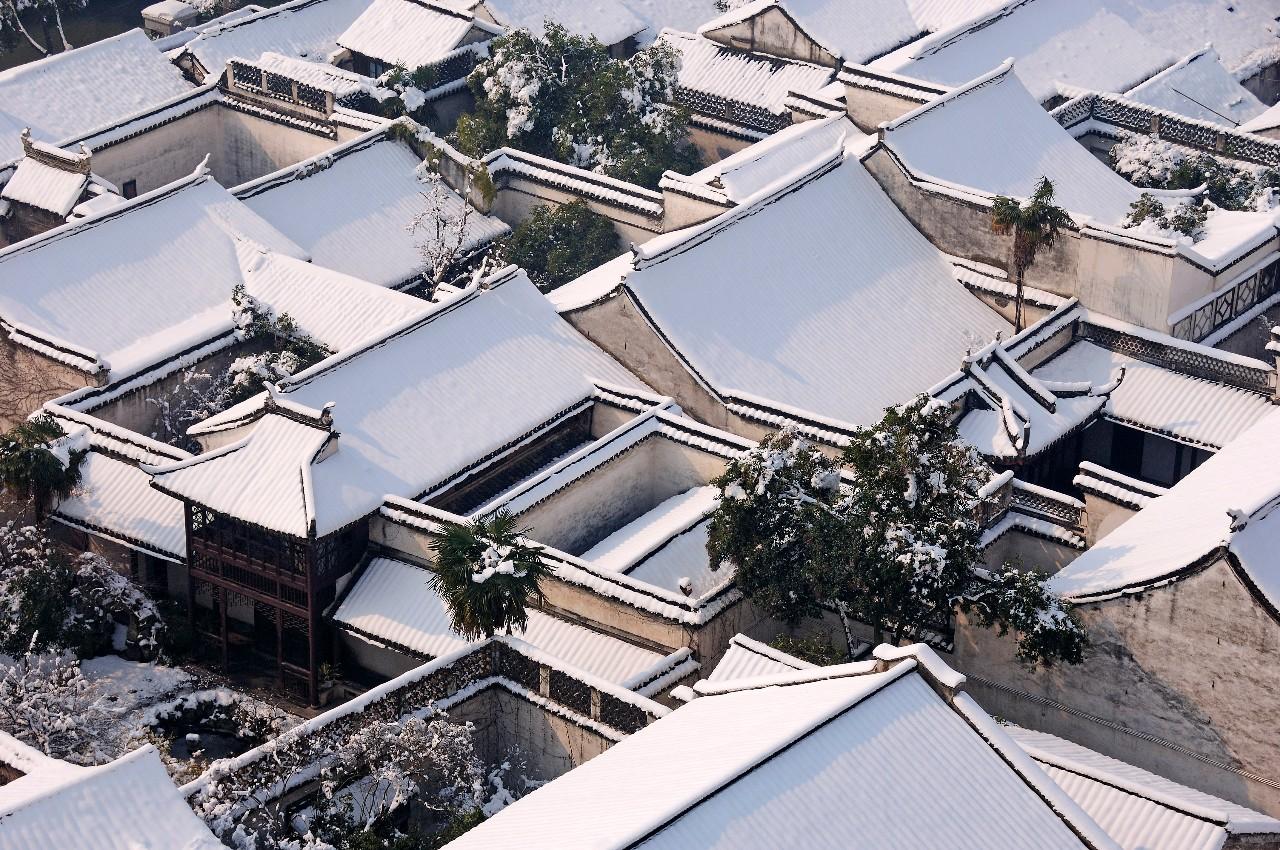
[455,23,701,189]
[1110,133,1280,214]
[0,523,164,659]
[0,650,120,765]
[364,64,436,123]
[1124,192,1209,241]
[707,397,1088,666]
[963,566,1087,665]
[499,200,620,292]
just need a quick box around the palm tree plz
[0,414,84,522]
[430,511,549,640]
[990,177,1073,332]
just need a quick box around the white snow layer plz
[624,150,1009,429]
[699,0,922,64]
[0,30,192,165]
[1050,407,1280,599]
[1124,47,1267,127]
[446,662,1112,849]
[333,555,668,685]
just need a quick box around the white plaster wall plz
[844,87,924,134]
[702,6,837,67]
[489,181,661,247]
[951,558,1280,817]
[1081,492,1139,546]
[686,124,755,165]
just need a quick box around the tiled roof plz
[237,133,509,289]
[333,555,670,685]
[337,0,496,68]
[182,0,374,73]
[0,30,192,165]
[54,451,186,561]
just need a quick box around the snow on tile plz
[246,51,372,97]
[447,663,1109,849]
[624,148,1009,430]
[705,634,815,682]
[1007,725,1280,849]
[683,113,863,204]
[875,0,1175,104]
[700,0,922,64]
[1124,47,1267,127]
[479,0,646,46]
[237,240,430,352]
[53,451,187,561]
[182,0,375,72]
[1050,407,1280,600]
[1100,0,1280,77]
[880,63,1155,226]
[0,30,192,165]
[661,29,836,118]
[905,0,1006,32]
[0,156,87,217]
[0,745,222,850]
[337,0,497,69]
[576,486,730,598]
[623,0,720,43]
[166,270,646,536]
[1032,340,1274,450]
[0,173,305,377]
[237,133,509,289]
[334,555,668,685]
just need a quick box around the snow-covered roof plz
[1240,101,1280,134]
[0,30,193,165]
[336,0,498,69]
[0,170,305,377]
[1031,339,1274,450]
[446,653,1117,849]
[53,450,187,562]
[660,29,836,120]
[905,0,1005,32]
[181,0,375,73]
[579,486,726,598]
[622,0,720,43]
[678,112,859,204]
[698,0,923,64]
[238,240,429,351]
[874,0,1175,104]
[333,555,670,685]
[878,62,1157,227]
[1007,726,1280,850]
[236,131,509,289]
[156,269,646,536]
[624,140,1009,433]
[1123,47,1267,128]
[946,343,1111,460]
[1100,0,1280,78]
[0,148,89,217]
[0,745,222,850]
[476,0,646,46]
[705,633,815,682]
[242,51,372,97]
[1050,407,1280,601]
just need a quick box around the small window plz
[122,180,137,199]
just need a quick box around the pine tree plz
[455,22,701,190]
[706,397,1087,665]
[430,511,549,640]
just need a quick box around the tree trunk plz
[1013,264,1026,333]
[2,1,48,54]
[835,603,856,661]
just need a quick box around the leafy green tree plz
[501,201,620,291]
[707,397,1087,666]
[0,414,84,520]
[991,177,1073,332]
[455,22,701,189]
[430,511,549,640]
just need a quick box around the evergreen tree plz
[0,414,84,520]
[707,397,1087,665]
[455,23,701,189]
[430,511,549,640]
[990,177,1072,332]
[500,201,620,292]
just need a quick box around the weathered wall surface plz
[564,294,731,430]
[488,180,661,247]
[90,104,341,196]
[701,6,837,67]
[0,337,95,430]
[685,123,757,166]
[981,527,1081,575]
[515,437,725,556]
[950,558,1280,817]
